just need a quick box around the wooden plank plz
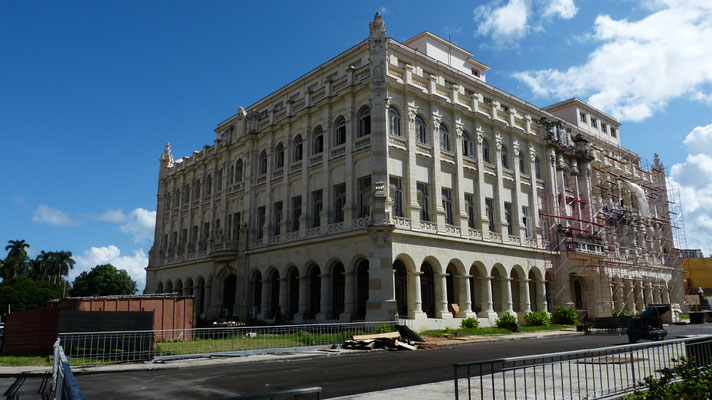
[352,331,400,341]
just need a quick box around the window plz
[232,213,240,242]
[388,108,401,136]
[534,158,542,180]
[482,139,491,163]
[471,68,480,77]
[164,194,171,209]
[465,193,475,228]
[184,185,190,204]
[191,225,198,246]
[416,116,427,144]
[202,222,210,243]
[519,153,526,174]
[311,190,323,227]
[273,201,283,236]
[206,175,212,195]
[580,112,587,123]
[195,179,201,199]
[504,202,513,235]
[291,196,301,232]
[175,189,180,206]
[235,160,243,183]
[293,135,303,162]
[442,188,453,225]
[601,122,608,133]
[275,143,285,169]
[563,172,570,189]
[333,183,346,222]
[439,124,450,151]
[390,176,403,217]
[217,169,223,191]
[483,97,492,104]
[463,132,475,157]
[257,206,266,239]
[334,117,346,146]
[259,151,268,175]
[611,128,617,138]
[501,146,509,169]
[214,219,220,238]
[485,198,495,232]
[357,176,371,218]
[522,206,531,238]
[313,126,324,154]
[358,107,371,137]
[417,182,430,221]
[591,117,598,129]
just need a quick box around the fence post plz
[629,347,636,385]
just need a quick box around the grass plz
[0,355,52,366]
[680,313,690,320]
[420,324,574,337]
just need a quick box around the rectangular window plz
[504,202,513,236]
[611,128,617,138]
[390,176,403,217]
[162,234,168,250]
[311,190,323,228]
[580,112,587,123]
[601,122,607,133]
[591,117,598,129]
[181,229,187,247]
[357,176,371,218]
[233,213,240,242]
[417,182,430,221]
[483,97,492,105]
[273,201,282,236]
[522,206,531,238]
[465,193,475,228]
[291,196,301,232]
[203,222,210,243]
[257,206,265,239]
[191,225,198,245]
[214,219,220,238]
[171,231,177,248]
[333,183,346,223]
[485,198,495,232]
[442,188,453,225]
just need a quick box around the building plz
[680,249,704,259]
[145,14,684,329]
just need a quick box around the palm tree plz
[51,251,75,284]
[2,239,30,279]
[31,251,52,281]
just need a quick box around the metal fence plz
[52,339,84,400]
[453,335,712,400]
[58,321,396,365]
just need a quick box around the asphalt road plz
[70,324,712,399]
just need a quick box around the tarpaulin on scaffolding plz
[625,180,650,218]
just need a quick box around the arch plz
[445,263,460,313]
[501,145,509,169]
[235,159,243,183]
[491,264,507,313]
[420,261,436,318]
[358,106,371,137]
[259,150,268,175]
[331,262,345,318]
[268,269,280,318]
[510,266,525,313]
[333,116,346,146]
[312,125,324,154]
[287,267,300,319]
[275,142,285,169]
[356,259,369,319]
[462,131,475,157]
[388,107,400,136]
[415,115,427,144]
[186,278,194,296]
[393,259,408,318]
[528,269,540,312]
[307,264,321,318]
[156,281,163,294]
[469,262,487,313]
[223,274,237,315]
[482,139,491,163]
[251,270,263,316]
[175,279,183,295]
[166,280,173,294]
[293,135,303,162]
[439,123,451,151]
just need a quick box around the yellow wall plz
[683,257,712,291]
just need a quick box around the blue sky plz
[2,0,712,290]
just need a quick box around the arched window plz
[358,107,371,137]
[462,132,475,157]
[259,151,268,175]
[334,117,346,146]
[156,281,163,294]
[482,139,491,163]
[439,124,450,151]
[184,185,190,203]
[415,116,427,144]
[206,175,212,195]
[501,146,509,169]
[313,126,324,154]
[217,169,223,191]
[195,180,201,199]
[235,159,243,183]
[519,153,526,174]
[293,135,303,162]
[275,142,285,169]
[388,108,400,136]
[535,157,542,179]
[166,280,173,294]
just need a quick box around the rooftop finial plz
[369,11,386,37]
[160,142,174,167]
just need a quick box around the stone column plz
[537,279,548,313]
[476,130,488,235]
[406,108,421,229]
[664,283,671,304]
[341,271,356,321]
[457,275,475,318]
[436,272,452,319]
[625,279,635,314]
[479,277,496,319]
[502,277,513,314]
[413,271,424,316]
[512,140,523,241]
[294,276,309,323]
[494,132,507,238]
[279,278,289,318]
[316,273,330,321]
[258,279,270,320]
[637,281,645,313]
[528,146,541,246]
[431,116,446,232]
[519,278,532,315]
[646,282,654,307]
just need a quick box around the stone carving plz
[408,108,417,123]
[539,117,574,148]
[369,12,386,37]
[161,143,174,167]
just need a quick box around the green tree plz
[70,264,137,297]
[29,250,52,281]
[49,250,75,284]
[0,276,65,313]
[2,239,30,279]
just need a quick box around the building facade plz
[145,14,684,329]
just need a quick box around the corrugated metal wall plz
[1,306,70,354]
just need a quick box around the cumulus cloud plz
[474,0,578,44]
[542,0,578,19]
[73,245,148,291]
[32,205,78,226]
[669,123,712,256]
[514,0,712,122]
[95,208,156,243]
[95,208,128,223]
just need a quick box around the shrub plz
[626,357,712,399]
[612,307,630,317]
[495,312,518,329]
[524,311,550,326]
[461,317,480,329]
[552,306,579,325]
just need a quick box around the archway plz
[288,268,299,318]
[510,269,523,313]
[469,264,486,313]
[528,270,539,312]
[308,265,321,318]
[269,270,280,318]
[573,277,584,310]
[166,281,173,294]
[421,262,435,318]
[186,279,194,296]
[223,274,237,315]
[356,260,369,319]
[393,260,408,317]
[157,281,163,294]
[331,263,345,319]
[175,280,183,295]
[491,267,505,313]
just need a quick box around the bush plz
[495,312,518,330]
[552,306,579,325]
[524,311,550,326]
[461,317,480,329]
[612,307,630,317]
[626,357,712,399]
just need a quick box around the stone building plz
[145,14,684,329]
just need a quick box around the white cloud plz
[692,91,712,105]
[514,0,712,122]
[669,123,712,256]
[95,208,129,223]
[542,0,578,19]
[32,205,78,226]
[119,208,156,243]
[475,0,530,43]
[73,245,147,291]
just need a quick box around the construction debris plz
[342,325,429,351]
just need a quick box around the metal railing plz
[214,386,322,400]
[453,335,712,400]
[52,339,84,400]
[59,321,395,365]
